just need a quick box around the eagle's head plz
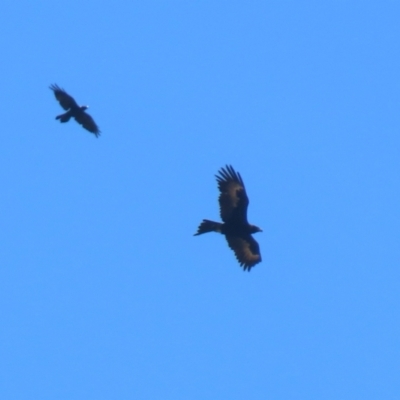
[250,225,262,234]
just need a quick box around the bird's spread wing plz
[49,84,78,110]
[216,165,249,224]
[225,234,261,270]
[74,112,101,137]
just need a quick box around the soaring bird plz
[194,165,262,271]
[49,84,100,137]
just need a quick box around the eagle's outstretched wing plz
[74,112,101,137]
[216,165,249,225]
[225,234,261,271]
[49,84,78,110]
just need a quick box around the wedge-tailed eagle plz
[50,84,100,137]
[195,165,262,271]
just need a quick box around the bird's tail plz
[56,112,71,123]
[194,219,223,235]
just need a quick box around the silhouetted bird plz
[195,165,262,271]
[49,84,100,137]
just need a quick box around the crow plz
[195,165,262,271]
[49,84,100,137]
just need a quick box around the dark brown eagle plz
[194,165,262,271]
[49,84,100,137]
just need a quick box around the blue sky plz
[1,1,399,398]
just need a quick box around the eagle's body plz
[195,165,262,271]
[50,84,100,137]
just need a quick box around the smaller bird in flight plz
[195,165,262,271]
[49,84,100,137]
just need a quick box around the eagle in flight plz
[195,165,262,271]
[50,84,100,137]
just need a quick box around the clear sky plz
[1,1,399,399]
